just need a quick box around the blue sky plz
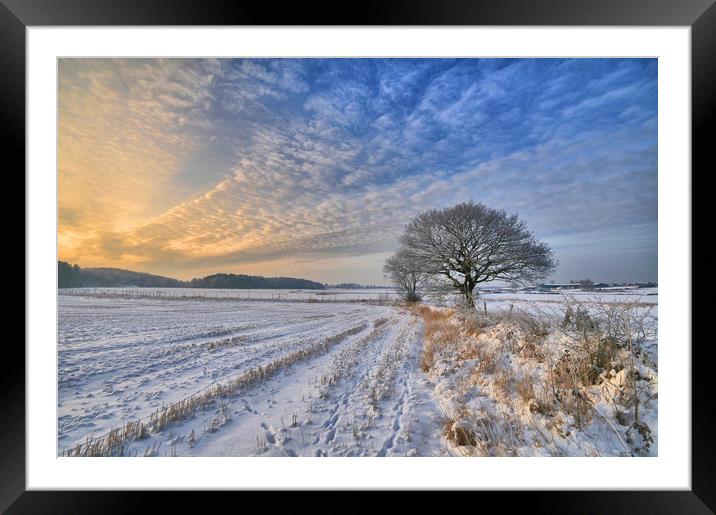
[59,58,657,284]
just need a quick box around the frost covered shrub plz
[420,292,657,456]
[453,304,498,341]
[545,296,657,440]
[511,309,551,343]
[499,308,551,361]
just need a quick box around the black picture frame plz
[3,0,713,511]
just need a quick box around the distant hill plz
[58,261,325,290]
[58,261,183,288]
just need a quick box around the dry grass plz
[462,317,484,338]
[443,408,525,457]
[493,369,513,403]
[457,342,481,361]
[416,305,455,321]
[433,324,461,346]
[420,339,435,372]
[424,296,656,456]
[475,344,499,375]
[516,375,535,404]
[458,336,500,377]
[412,306,459,373]
[470,415,522,457]
[518,341,545,362]
[442,416,477,447]
[421,309,459,345]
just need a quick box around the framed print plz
[4,0,714,511]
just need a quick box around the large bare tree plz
[383,248,428,302]
[392,201,556,306]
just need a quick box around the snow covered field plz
[59,287,656,305]
[60,287,400,302]
[481,290,658,307]
[58,289,657,457]
[58,294,445,456]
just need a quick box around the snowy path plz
[168,307,446,457]
[59,296,447,456]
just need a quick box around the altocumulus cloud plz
[58,58,657,283]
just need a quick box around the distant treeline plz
[58,261,325,290]
[327,283,391,289]
[188,273,324,290]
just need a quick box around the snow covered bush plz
[415,295,657,457]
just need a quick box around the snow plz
[58,294,445,457]
[481,291,658,306]
[58,288,657,457]
[420,301,658,457]
[60,287,401,302]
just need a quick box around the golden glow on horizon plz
[57,60,406,283]
[58,60,203,270]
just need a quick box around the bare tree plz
[394,201,556,307]
[383,248,427,302]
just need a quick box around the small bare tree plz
[383,248,427,302]
[394,201,556,307]
[576,279,595,291]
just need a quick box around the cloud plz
[59,58,657,283]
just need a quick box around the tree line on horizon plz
[57,261,326,290]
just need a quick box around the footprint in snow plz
[324,429,335,443]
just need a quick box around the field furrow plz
[58,294,447,457]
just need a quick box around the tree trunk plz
[462,283,476,307]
